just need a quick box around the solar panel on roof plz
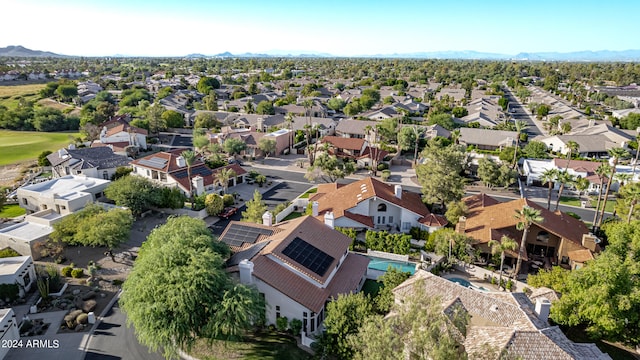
[282,237,335,277]
[138,156,168,169]
[220,224,274,247]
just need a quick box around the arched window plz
[377,203,387,212]
[536,231,549,243]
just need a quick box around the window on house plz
[61,206,66,210]
[276,306,280,319]
[402,222,411,230]
[388,216,393,224]
[103,171,109,180]
[377,203,387,212]
[311,312,316,332]
[303,312,308,333]
[42,204,47,210]
[536,231,550,243]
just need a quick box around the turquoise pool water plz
[447,277,488,291]
[367,256,416,274]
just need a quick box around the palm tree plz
[514,206,544,277]
[413,126,425,165]
[215,168,236,195]
[564,140,580,171]
[574,176,590,201]
[615,172,632,188]
[451,129,461,145]
[244,99,254,114]
[181,150,196,209]
[592,163,611,227]
[284,113,295,152]
[302,99,314,164]
[598,148,630,227]
[540,168,558,210]
[488,235,518,290]
[620,183,640,223]
[512,120,528,169]
[554,170,576,211]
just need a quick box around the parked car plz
[219,206,238,219]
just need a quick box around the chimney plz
[257,117,264,132]
[324,211,335,229]
[262,211,273,226]
[176,155,186,168]
[455,216,467,234]
[581,233,597,252]
[312,201,319,217]
[394,185,402,199]
[534,297,551,323]
[238,259,254,285]
[192,175,204,196]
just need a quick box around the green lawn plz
[558,196,615,213]
[282,212,304,221]
[0,84,45,110]
[0,204,26,218]
[189,331,312,360]
[298,187,317,199]
[0,130,81,166]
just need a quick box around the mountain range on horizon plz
[2,45,640,61]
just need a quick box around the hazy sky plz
[2,0,638,56]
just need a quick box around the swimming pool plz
[447,277,488,291]
[367,256,417,274]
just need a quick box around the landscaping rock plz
[100,293,106,298]
[81,291,96,301]
[72,289,81,295]
[76,313,88,325]
[82,299,97,313]
[74,324,84,332]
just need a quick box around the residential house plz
[612,108,640,119]
[17,175,110,215]
[459,194,599,271]
[436,87,466,102]
[363,106,400,120]
[290,116,337,137]
[0,256,37,298]
[0,309,19,360]
[523,158,608,194]
[222,215,369,335]
[319,136,388,167]
[458,128,518,151]
[310,177,447,232]
[460,97,505,127]
[540,123,633,158]
[393,270,610,359]
[335,119,377,140]
[130,150,246,196]
[0,210,64,260]
[47,146,130,180]
[92,115,148,151]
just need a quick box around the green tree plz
[375,118,398,143]
[477,157,500,188]
[592,163,611,226]
[428,113,456,130]
[257,138,277,157]
[161,110,184,128]
[445,200,467,226]
[416,144,466,209]
[564,140,580,170]
[241,190,267,224]
[197,76,221,94]
[514,206,544,276]
[202,91,218,111]
[104,175,162,216]
[156,86,173,99]
[536,104,550,120]
[488,235,518,290]
[214,168,236,194]
[304,153,355,183]
[431,228,473,262]
[374,268,411,314]
[55,84,78,102]
[194,112,221,130]
[181,150,196,207]
[527,266,571,291]
[205,193,224,216]
[327,98,346,111]
[38,150,52,166]
[223,138,246,157]
[512,120,528,168]
[614,183,640,223]
[350,279,468,360]
[451,106,468,118]
[255,100,275,115]
[121,216,262,359]
[598,147,630,227]
[540,168,558,210]
[146,103,166,135]
[321,292,375,359]
[523,140,549,159]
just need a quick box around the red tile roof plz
[322,136,366,151]
[105,123,148,137]
[224,216,369,312]
[312,177,431,227]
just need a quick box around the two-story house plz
[47,146,130,180]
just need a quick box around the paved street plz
[83,301,164,360]
[503,85,545,139]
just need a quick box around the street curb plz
[79,289,122,353]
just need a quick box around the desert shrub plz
[222,194,235,206]
[61,266,73,277]
[377,162,389,171]
[381,170,391,181]
[71,268,84,278]
[276,316,288,332]
[0,248,20,258]
[0,284,19,302]
[64,309,83,328]
[506,279,514,291]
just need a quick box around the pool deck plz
[441,269,503,292]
